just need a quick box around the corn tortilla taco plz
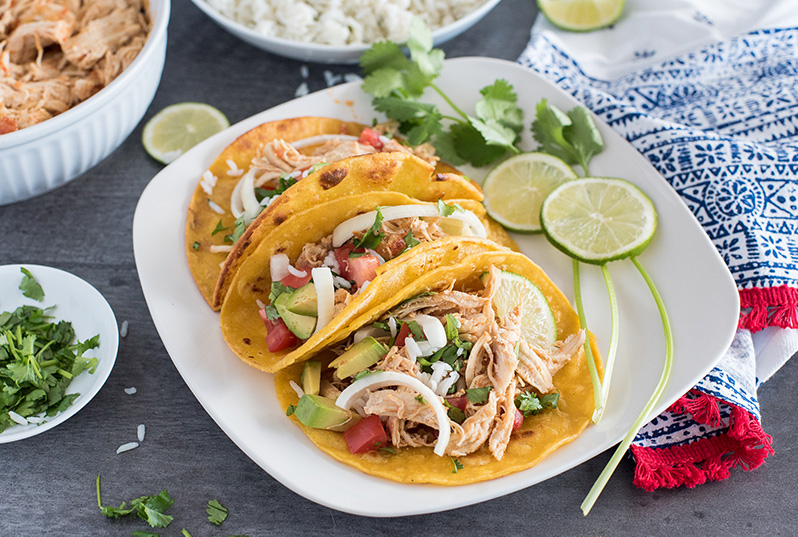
[273,248,600,484]
[219,190,518,374]
[185,117,476,310]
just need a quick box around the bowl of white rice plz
[191,0,502,63]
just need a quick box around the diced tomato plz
[264,318,299,352]
[512,408,524,431]
[394,323,412,347]
[280,270,312,289]
[343,414,388,454]
[333,244,356,279]
[445,396,468,412]
[357,128,383,150]
[347,254,380,288]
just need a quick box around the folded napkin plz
[517,0,798,490]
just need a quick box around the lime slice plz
[491,270,557,347]
[482,152,578,234]
[540,177,657,264]
[537,0,624,32]
[142,103,229,164]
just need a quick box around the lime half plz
[540,177,657,264]
[142,103,229,164]
[537,0,624,32]
[482,152,578,234]
[491,270,557,347]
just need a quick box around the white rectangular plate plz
[133,57,739,517]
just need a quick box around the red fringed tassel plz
[739,285,798,331]
[632,393,774,491]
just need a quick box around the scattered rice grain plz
[120,320,129,338]
[295,81,309,97]
[343,73,362,83]
[208,200,225,214]
[137,424,146,442]
[116,442,139,454]
[8,411,28,425]
[300,65,309,78]
[124,387,137,395]
[26,415,45,424]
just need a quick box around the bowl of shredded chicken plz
[0,0,169,205]
[190,0,502,63]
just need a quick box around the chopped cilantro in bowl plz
[0,265,119,442]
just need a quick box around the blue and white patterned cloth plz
[517,0,798,489]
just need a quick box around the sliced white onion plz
[240,168,261,222]
[416,340,433,356]
[270,254,290,282]
[333,276,351,289]
[413,314,447,352]
[230,173,245,217]
[289,380,305,398]
[332,204,487,247]
[437,371,459,397]
[290,134,359,149]
[365,249,386,264]
[287,265,308,278]
[209,245,232,253]
[353,325,388,344]
[335,371,451,456]
[312,267,335,335]
[387,316,397,337]
[256,299,267,309]
[404,337,422,361]
[8,411,27,425]
[430,361,452,387]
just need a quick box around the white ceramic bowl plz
[190,0,502,64]
[0,264,119,443]
[0,0,171,206]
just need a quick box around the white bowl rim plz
[189,0,502,54]
[0,0,172,150]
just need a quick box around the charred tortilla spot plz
[512,430,536,440]
[276,245,286,253]
[274,214,287,225]
[435,174,448,182]
[243,338,251,345]
[319,168,348,189]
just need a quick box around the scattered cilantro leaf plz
[19,268,44,302]
[379,446,397,455]
[212,220,229,235]
[206,499,229,526]
[465,387,492,405]
[223,215,248,244]
[406,320,424,341]
[514,391,560,417]
[372,321,390,332]
[437,199,457,217]
[415,394,427,405]
[285,404,296,416]
[96,476,174,528]
[352,208,385,251]
[261,305,280,321]
[192,241,200,250]
[268,282,292,304]
[444,314,472,351]
[444,400,465,423]
[403,229,421,252]
[451,458,464,473]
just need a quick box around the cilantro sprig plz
[531,99,604,174]
[96,476,174,528]
[360,18,523,167]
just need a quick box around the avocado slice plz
[274,293,316,339]
[300,360,321,396]
[293,394,353,430]
[328,337,388,379]
[286,282,317,317]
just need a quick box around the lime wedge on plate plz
[491,270,557,347]
[537,0,624,32]
[142,103,230,164]
[482,152,577,233]
[540,177,657,264]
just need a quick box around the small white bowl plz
[0,265,119,443]
[190,0,502,64]
[0,0,171,206]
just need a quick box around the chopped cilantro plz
[379,446,397,455]
[268,282,292,303]
[437,199,457,217]
[405,320,424,341]
[444,400,465,423]
[132,532,159,537]
[261,305,280,321]
[403,229,421,251]
[211,220,229,235]
[415,394,427,405]
[0,302,99,432]
[206,499,228,526]
[360,18,522,167]
[96,476,174,528]
[352,208,385,251]
[372,321,390,332]
[285,404,296,416]
[352,369,379,381]
[465,387,492,405]
[19,268,44,302]
[272,175,298,197]
[451,458,464,473]
[514,391,560,417]
[223,215,248,244]
[192,241,200,250]
[444,314,472,351]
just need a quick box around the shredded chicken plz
[0,0,150,133]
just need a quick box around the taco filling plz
[217,127,438,249]
[258,201,488,353]
[287,266,584,460]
